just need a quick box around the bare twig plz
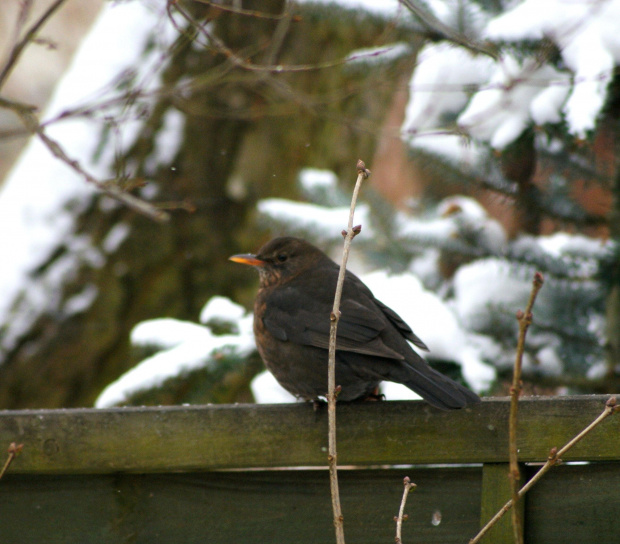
[398,0,498,61]
[395,476,417,544]
[327,159,370,544]
[470,396,618,544]
[508,272,544,544]
[0,443,24,481]
[0,96,169,222]
[171,1,391,75]
[191,0,294,20]
[0,0,69,90]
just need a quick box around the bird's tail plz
[400,364,480,410]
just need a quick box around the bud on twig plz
[356,159,371,178]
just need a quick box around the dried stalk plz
[172,1,393,74]
[327,159,370,544]
[0,0,69,90]
[508,272,544,544]
[395,476,416,544]
[0,97,169,222]
[398,0,498,61]
[470,396,618,544]
[0,443,23,481]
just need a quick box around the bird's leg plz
[364,387,386,401]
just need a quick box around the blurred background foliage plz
[0,0,618,408]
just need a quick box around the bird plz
[230,236,480,410]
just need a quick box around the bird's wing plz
[372,299,429,351]
[262,285,405,360]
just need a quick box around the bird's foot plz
[364,388,385,401]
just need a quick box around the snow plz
[402,0,620,153]
[251,371,298,404]
[530,84,570,126]
[96,297,255,408]
[438,196,507,253]
[531,345,564,377]
[484,0,620,139]
[102,223,131,254]
[512,232,608,278]
[362,269,495,392]
[258,198,372,237]
[586,361,613,380]
[458,59,568,149]
[409,134,486,168]
[380,382,422,401]
[452,258,531,332]
[396,195,507,256]
[447,228,606,376]
[537,232,609,259]
[144,107,186,171]
[401,42,492,161]
[63,284,99,316]
[0,1,181,363]
[200,296,247,324]
[251,372,424,404]
[298,168,338,191]
[403,42,495,133]
[131,318,216,351]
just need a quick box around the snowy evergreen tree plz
[396,0,620,393]
[0,0,415,407]
[2,0,619,407]
[97,0,620,406]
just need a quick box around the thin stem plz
[470,396,618,544]
[0,443,23,480]
[508,272,544,544]
[395,476,416,544]
[172,1,393,74]
[3,99,169,222]
[327,159,370,544]
[0,0,69,90]
[191,0,293,20]
[398,0,498,61]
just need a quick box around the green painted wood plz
[0,468,481,544]
[479,463,525,544]
[1,463,619,543]
[0,396,617,474]
[0,396,618,543]
[525,462,620,542]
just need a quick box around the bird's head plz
[229,236,326,287]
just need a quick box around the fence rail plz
[0,395,618,543]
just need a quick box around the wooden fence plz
[0,395,618,543]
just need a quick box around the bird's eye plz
[276,253,288,262]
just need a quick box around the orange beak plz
[229,253,266,267]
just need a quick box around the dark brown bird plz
[230,237,480,410]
